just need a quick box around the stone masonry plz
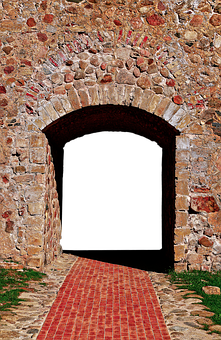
[0,0,221,271]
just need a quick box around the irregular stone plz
[209,14,221,26]
[5,220,14,233]
[43,14,54,23]
[2,46,13,55]
[90,56,99,67]
[116,48,131,60]
[209,325,221,332]
[202,286,220,295]
[116,69,135,85]
[4,66,14,74]
[137,74,151,89]
[204,228,213,237]
[190,15,203,27]
[64,73,74,83]
[27,18,36,27]
[198,236,214,247]
[166,79,176,87]
[37,33,48,42]
[184,30,197,40]
[130,17,143,29]
[173,95,183,105]
[146,14,165,26]
[190,196,220,213]
[100,74,113,84]
[0,86,6,94]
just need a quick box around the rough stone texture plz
[0,0,220,271]
[202,286,220,295]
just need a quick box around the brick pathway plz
[37,257,171,340]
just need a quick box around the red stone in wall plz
[190,196,220,213]
[198,236,214,247]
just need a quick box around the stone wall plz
[0,0,221,271]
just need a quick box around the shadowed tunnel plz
[43,105,179,271]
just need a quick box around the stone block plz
[107,85,117,105]
[28,202,44,216]
[187,253,203,264]
[25,185,43,202]
[30,148,45,164]
[202,286,220,295]
[13,174,34,183]
[78,89,89,107]
[54,85,66,95]
[169,108,185,127]
[146,94,161,113]
[116,85,125,105]
[30,165,46,174]
[27,246,42,256]
[174,262,187,272]
[139,89,154,111]
[88,86,99,106]
[37,107,52,126]
[163,102,179,122]
[16,137,29,148]
[60,98,72,113]
[175,195,189,210]
[132,87,143,107]
[176,211,188,227]
[176,136,190,150]
[174,245,185,261]
[68,87,81,110]
[26,256,43,268]
[23,216,44,230]
[51,97,66,116]
[176,114,191,131]
[176,181,189,195]
[98,86,108,105]
[26,232,43,246]
[30,134,45,148]
[174,228,191,244]
[154,97,171,117]
[44,102,60,121]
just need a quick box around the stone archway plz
[43,104,179,272]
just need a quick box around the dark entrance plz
[62,131,163,252]
[43,105,179,271]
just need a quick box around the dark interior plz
[43,105,178,272]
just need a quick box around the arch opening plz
[43,104,180,272]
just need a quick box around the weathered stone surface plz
[116,69,135,85]
[198,236,214,247]
[190,196,220,213]
[116,48,131,60]
[137,74,151,89]
[202,286,220,295]
[174,245,185,261]
[146,14,165,26]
